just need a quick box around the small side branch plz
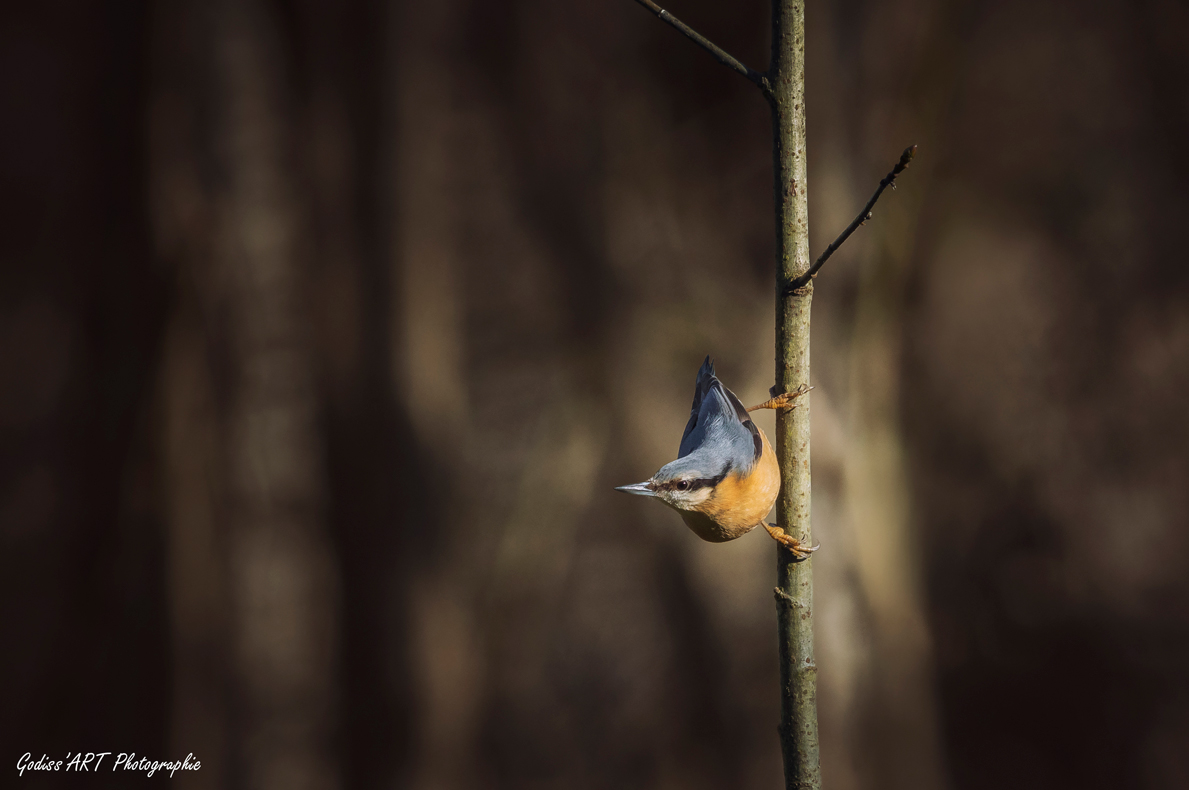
[632,0,770,95]
[784,145,917,295]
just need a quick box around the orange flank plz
[678,427,782,543]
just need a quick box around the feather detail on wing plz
[679,356,763,468]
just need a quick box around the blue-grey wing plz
[678,356,763,470]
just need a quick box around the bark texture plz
[770,1,821,788]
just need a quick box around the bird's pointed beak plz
[615,481,656,496]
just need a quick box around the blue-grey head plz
[616,356,763,513]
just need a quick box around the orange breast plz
[682,427,781,542]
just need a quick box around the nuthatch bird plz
[617,357,816,557]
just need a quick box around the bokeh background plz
[3,0,1188,788]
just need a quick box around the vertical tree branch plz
[770,1,821,788]
[630,1,830,786]
[631,3,917,786]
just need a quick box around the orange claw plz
[763,523,819,559]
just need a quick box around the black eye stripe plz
[658,467,730,493]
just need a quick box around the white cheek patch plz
[671,486,712,510]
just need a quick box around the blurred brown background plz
[2,0,1188,788]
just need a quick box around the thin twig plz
[632,0,771,96]
[784,145,917,295]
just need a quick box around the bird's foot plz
[764,523,819,560]
[747,384,813,412]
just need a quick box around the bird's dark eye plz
[676,480,690,491]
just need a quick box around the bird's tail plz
[679,355,762,463]
[693,356,747,421]
[691,355,716,413]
